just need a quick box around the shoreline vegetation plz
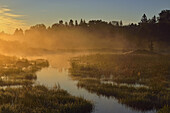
[0,85,93,113]
[0,54,49,86]
[69,52,170,112]
[0,54,93,113]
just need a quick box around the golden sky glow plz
[0,7,27,34]
[0,1,169,34]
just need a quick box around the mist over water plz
[0,10,169,113]
[0,1,170,112]
[0,29,128,56]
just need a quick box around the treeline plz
[2,10,170,50]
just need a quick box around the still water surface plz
[34,53,155,113]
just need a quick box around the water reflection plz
[100,80,149,89]
[35,53,155,113]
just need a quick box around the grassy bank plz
[0,55,49,86]
[0,85,93,113]
[69,54,170,112]
[69,54,170,88]
[77,78,169,112]
[0,54,93,113]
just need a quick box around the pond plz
[35,53,155,113]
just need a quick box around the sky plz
[0,0,170,33]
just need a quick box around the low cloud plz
[4,13,23,18]
[0,7,27,34]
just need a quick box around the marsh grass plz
[0,80,34,87]
[0,54,93,113]
[77,78,170,112]
[0,85,93,113]
[69,54,170,88]
[69,54,170,112]
[158,105,170,113]
[0,55,49,86]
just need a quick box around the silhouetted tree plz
[141,14,148,23]
[14,9,170,51]
[69,19,74,26]
[30,24,46,31]
[79,19,87,27]
[75,20,78,26]
[65,22,68,26]
[83,20,86,24]
[83,20,87,27]
[111,21,119,26]
[14,28,24,36]
[80,19,83,25]
[152,15,157,23]
[120,20,123,26]
[149,15,157,24]
[59,20,63,25]
[158,10,170,23]
[51,23,59,30]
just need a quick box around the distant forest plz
[0,10,170,52]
